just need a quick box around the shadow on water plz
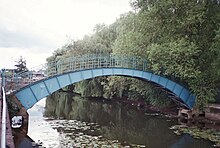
[44,92,213,148]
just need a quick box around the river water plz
[27,94,214,148]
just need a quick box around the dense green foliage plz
[47,0,220,109]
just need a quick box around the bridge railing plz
[46,54,148,76]
[5,54,147,92]
[5,64,47,92]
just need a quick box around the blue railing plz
[11,54,148,91]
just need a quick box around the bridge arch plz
[14,68,195,110]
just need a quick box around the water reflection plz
[44,92,213,147]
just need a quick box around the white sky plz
[0,0,131,69]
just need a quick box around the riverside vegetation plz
[46,0,220,109]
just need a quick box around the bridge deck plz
[0,95,15,148]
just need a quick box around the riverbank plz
[109,97,220,125]
[106,97,220,147]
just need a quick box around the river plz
[27,93,214,148]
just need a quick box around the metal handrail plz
[1,86,6,148]
[11,54,148,91]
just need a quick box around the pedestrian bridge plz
[10,54,195,110]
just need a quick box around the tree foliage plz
[128,0,220,109]
[46,0,220,109]
[14,56,28,73]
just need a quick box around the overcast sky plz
[0,0,131,69]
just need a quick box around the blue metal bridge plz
[6,54,195,110]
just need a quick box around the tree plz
[14,56,28,73]
[130,0,220,108]
[46,0,220,109]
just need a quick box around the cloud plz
[0,24,56,49]
[0,47,51,69]
[0,0,131,68]
[0,0,131,46]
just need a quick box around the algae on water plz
[170,125,220,147]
